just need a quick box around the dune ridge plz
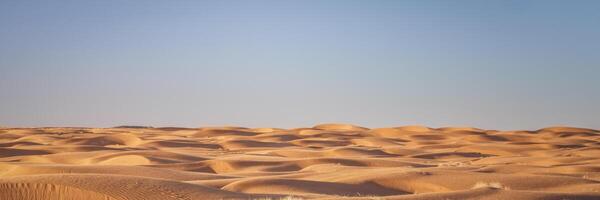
[1,124,599,199]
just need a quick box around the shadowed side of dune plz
[1,125,600,200]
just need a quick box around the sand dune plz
[1,124,599,199]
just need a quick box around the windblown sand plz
[1,124,600,200]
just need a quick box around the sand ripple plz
[1,124,600,199]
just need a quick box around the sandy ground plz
[1,124,600,200]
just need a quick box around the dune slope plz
[1,124,599,199]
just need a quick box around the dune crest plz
[1,125,599,200]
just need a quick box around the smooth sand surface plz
[1,124,600,199]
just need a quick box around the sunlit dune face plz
[1,125,600,199]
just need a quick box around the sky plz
[1,0,599,129]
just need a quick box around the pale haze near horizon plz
[1,0,599,130]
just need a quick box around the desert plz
[1,124,599,200]
[2,1,599,199]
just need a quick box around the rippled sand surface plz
[1,124,600,199]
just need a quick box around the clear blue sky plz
[1,0,598,129]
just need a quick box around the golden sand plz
[1,124,599,199]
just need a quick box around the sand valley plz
[1,124,600,199]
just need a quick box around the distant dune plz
[1,124,600,200]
